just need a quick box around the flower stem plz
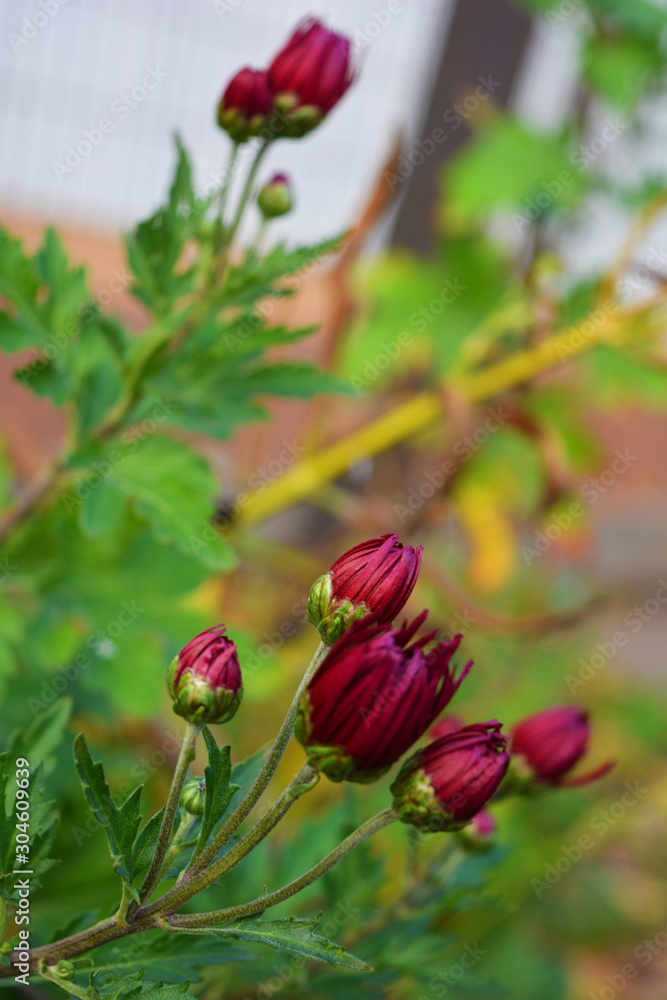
[186,640,328,877]
[139,761,319,921]
[225,139,271,250]
[137,721,200,905]
[169,808,397,928]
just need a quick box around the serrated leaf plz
[130,807,166,881]
[87,930,251,983]
[91,967,193,1000]
[196,728,239,855]
[73,435,235,570]
[73,733,142,881]
[209,915,371,970]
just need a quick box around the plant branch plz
[138,761,319,922]
[168,808,397,928]
[135,721,200,907]
[0,460,65,547]
[231,295,665,527]
[185,640,329,878]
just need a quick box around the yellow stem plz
[233,297,663,528]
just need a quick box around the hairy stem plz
[169,808,397,928]
[0,461,65,547]
[139,761,319,921]
[186,641,328,877]
[136,721,200,906]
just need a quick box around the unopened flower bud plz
[268,18,355,138]
[296,613,470,783]
[510,705,614,788]
[392,722,510,832]
[180,777,206,817]
[217,67,273,142]
[257,173,293,218]
[167,625,242,725]
[307,534,422,645]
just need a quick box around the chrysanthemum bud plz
[307,534,422,645]
[217,67,273,142]
[391,722,510,832]
[296,613,470,783]
[257,173,293,219]
[167,625,242,725]
[510,705,614,788]
[180,777,206,817]
[268,18,355,138]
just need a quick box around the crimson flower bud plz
[307,534,422,644]
[268,18,356,137]
[217,67,273,142]
[167,625,242,725]
[295,613,471,783]
[180,777,206,817]
[257,173,293,219]
[391,722,510,832]
[511,705,614,787]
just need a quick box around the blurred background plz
[1,1,667,998]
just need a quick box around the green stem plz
[187,640,328,877]
[154,815,197,886]
[136,721,200,905]
[139,761,319,921]
[169,808,397,928]
[212,142,239,253]
[225,139,271,250]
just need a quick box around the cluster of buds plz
[217,17,355,144]
[167,534,614,836]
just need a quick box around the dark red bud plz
[167,625,243,725]
[392,722,510,831]
[217,67,273,142]
[268,17,356,136]
[296,613,471,782]
[307,534,422,644]
[511,705,614,787]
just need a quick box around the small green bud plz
[180,777,206,817]
[306,573,370,645]
[257,173,293,219]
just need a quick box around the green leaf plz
[446,117,585,222]
[73,733,142,882]
[125,137,198,315]
[90,968,193,999]
[196,728,240,855]
[72,435,235,571]
[87,930,251,984]
[129,807,166,881]
[210,915,371,970]
[583,33,662,108]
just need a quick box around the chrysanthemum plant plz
[0,16,615,1000]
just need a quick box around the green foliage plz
[195,728,240,856]
[207,914,370,970]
